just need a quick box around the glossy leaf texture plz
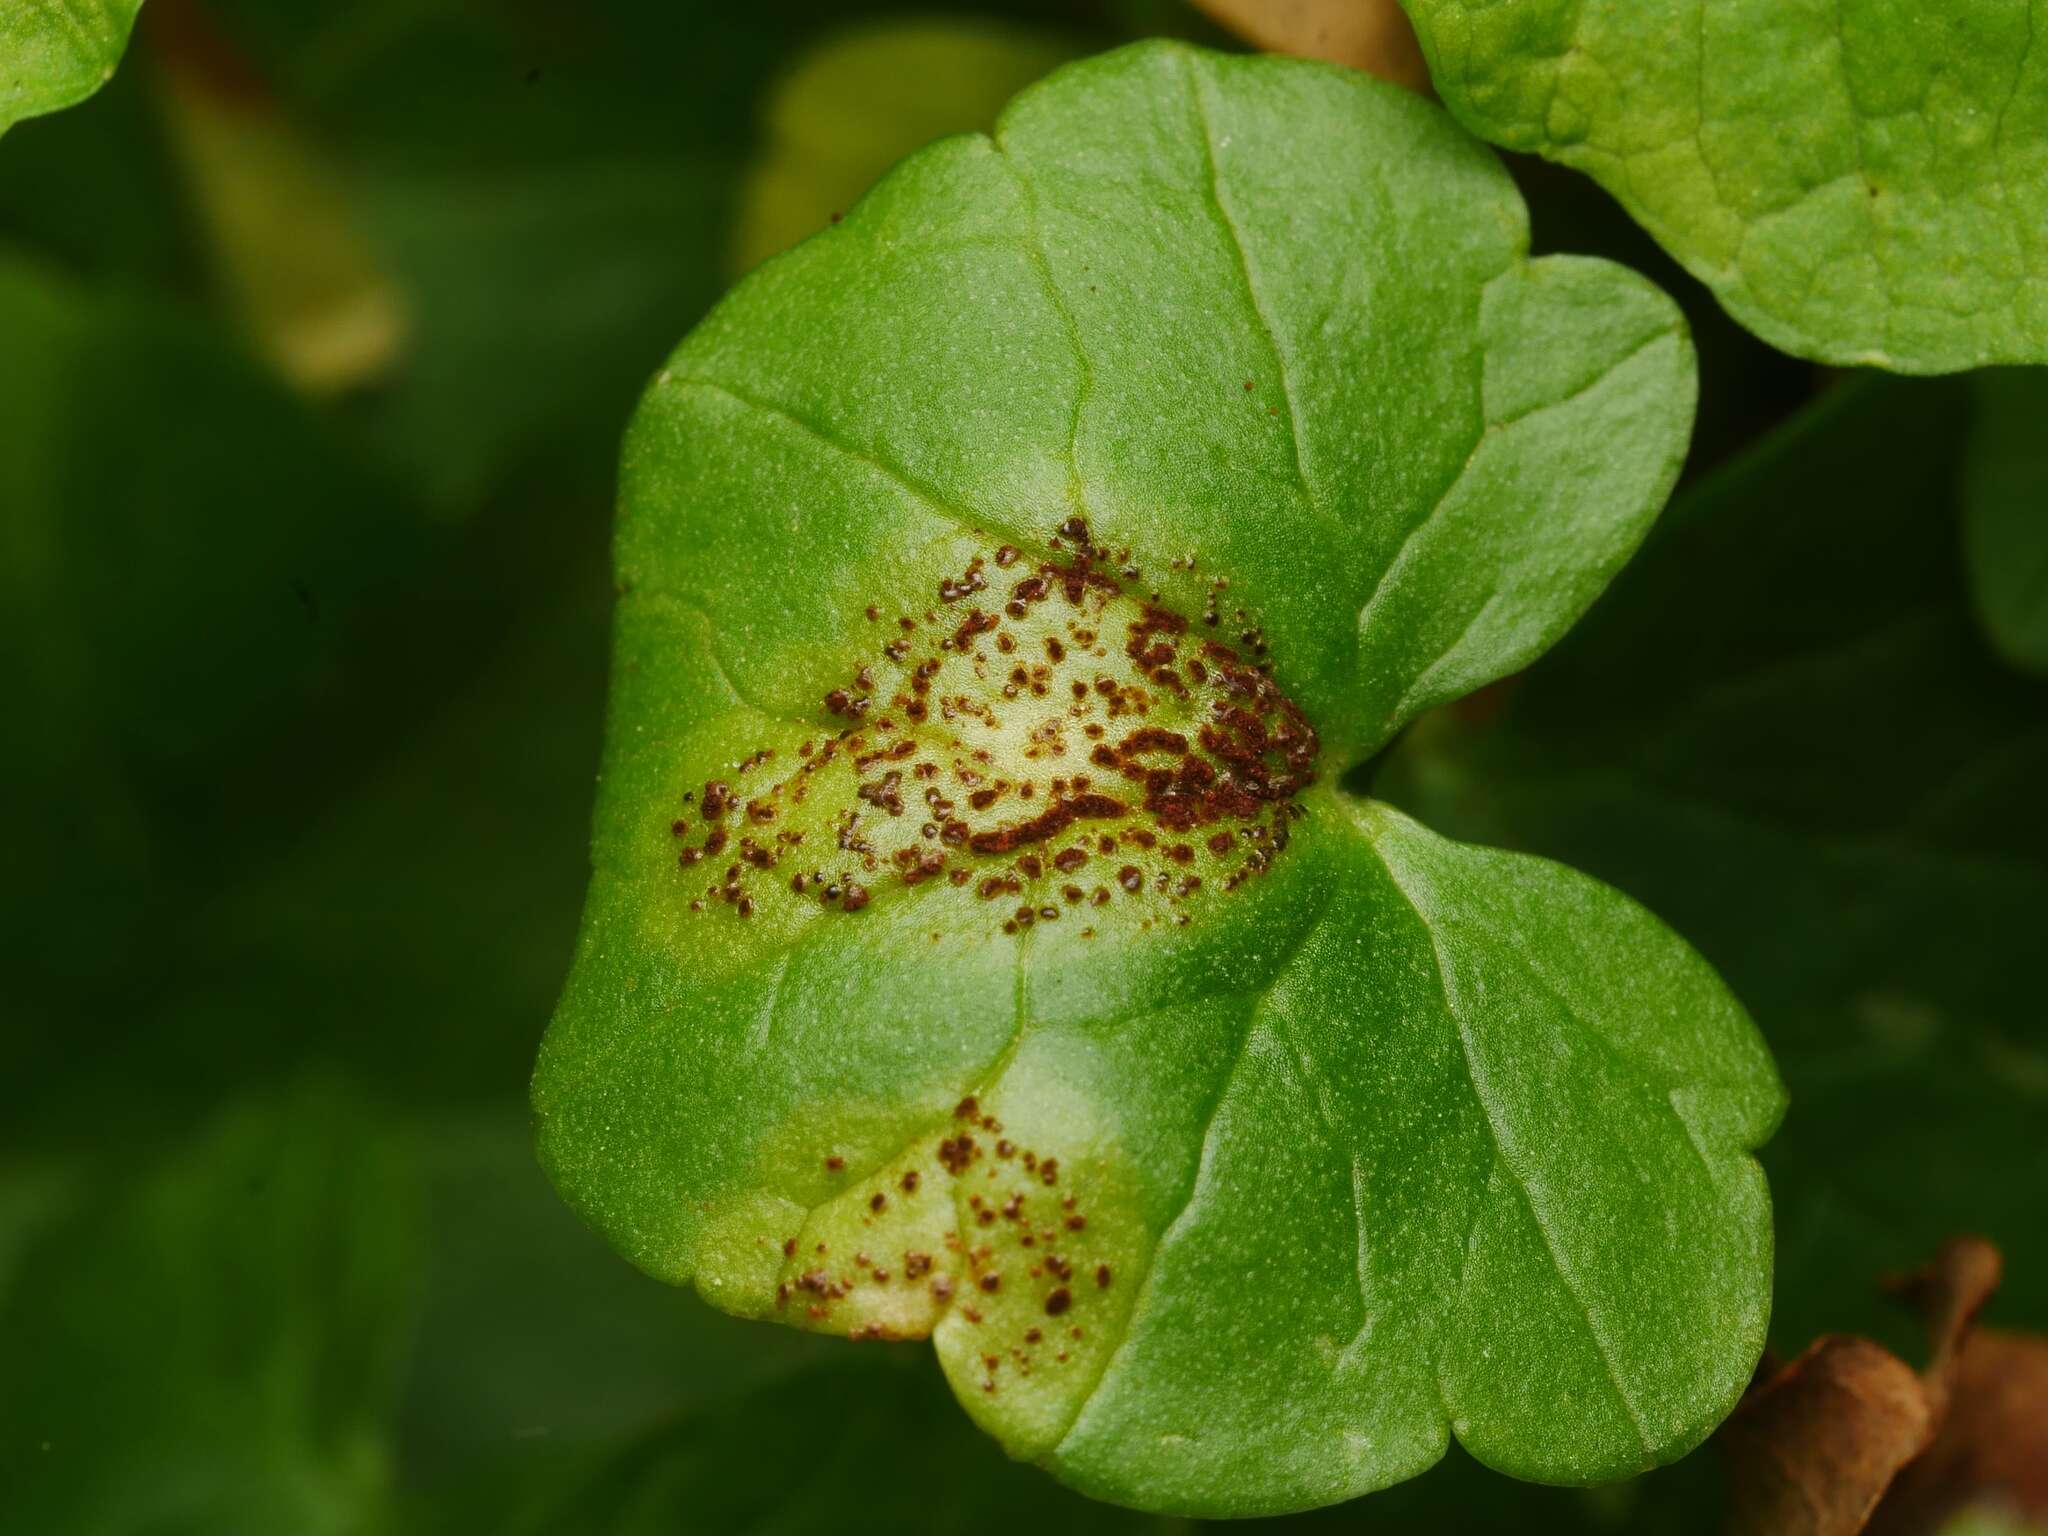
[1378,376,2048,1350]
[1398,0,2048,373]
[1964,369,2048,673]
[533,40,1781,1516]
[0,0,142,138]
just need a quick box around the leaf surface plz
[534,40,1777,1515]
[0,0,142,138]
[1379,376,2048,1347]
[1399,0,2048,372]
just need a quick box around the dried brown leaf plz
[1724,1237,2048,1536]
[1723,1334,1938,1536]
[1867,1329,2048,1536]
[1187,0,1431,92]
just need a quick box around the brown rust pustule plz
[665,519,1316,923]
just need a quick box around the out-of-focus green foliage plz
[0,1085,421,1535]
[1964,369,2048,674]
[400,1359,1175,1536]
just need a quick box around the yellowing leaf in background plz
[730,18,1082,274]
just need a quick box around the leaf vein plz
[1355,326,1671,646]
[664,374,1044,554]
[1184,54,1328,536]
[1368,832,1656,1455]
[1048,881,1338,1454]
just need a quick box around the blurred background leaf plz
[149,0,409,394]
[728,17,1083,275]
[0,1084,421,1535]
[396,1358,1181,1536]
[1964,370,2048,676]
[0,246,424,1121]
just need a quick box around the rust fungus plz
[666,519,1313,925]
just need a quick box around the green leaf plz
[1964,368,2048,672]
[731,17,1085,275]
[1378,375,2048,1347]
[0,0,143,139]
[1398,0,2048,373]
[0,1084,422,1535]
[534,40,1776,1515]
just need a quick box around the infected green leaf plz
[534,41,1778,1515]
[1400,0,2048,372]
